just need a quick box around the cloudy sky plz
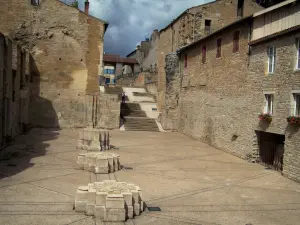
[75,0,213,56]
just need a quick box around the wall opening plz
[255,130,285,172]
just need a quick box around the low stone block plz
[95,167,109,174]
[94,205,106,219]
[75,181,143,221]
[122,192,133,206]
[106,194,124,209]
[104,208,126,222]
[75,201,87,212]
[127,205,134,219]
[96,192,107,206]
[134,203,140,216]
[86,203,95,216]
[75,186,88,202]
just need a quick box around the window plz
[205,20,211,34]
[268,46,276,73]
[237,0,244,17]
[293,93,300,116]
[202,45,206,63]
[264,94,274,114]
[296,38,300,69]
[233,31,240,53]
[31,0,40,6]
[184,54,187,68]
[216,38,222,58]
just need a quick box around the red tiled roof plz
[103,54,138,64]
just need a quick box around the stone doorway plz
[255,130,285,172]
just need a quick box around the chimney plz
[85,0,90,14]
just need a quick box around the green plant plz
[286,116,300,125]
[71,0,78,8]
[259,113,272,122]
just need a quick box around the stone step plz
[123,118,159,132]
[121,103,141,111]
[121,110,147,117]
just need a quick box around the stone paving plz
[0,128,300,225]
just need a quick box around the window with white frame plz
[267,46,276,73]
[264,94,273,114]
[296,38,300,69]
[293,93,300,116]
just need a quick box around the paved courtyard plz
[0,129,300,225]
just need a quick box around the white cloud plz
[76,0,214,56]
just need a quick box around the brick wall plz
[248,31,300,182]
[0,0,106,128]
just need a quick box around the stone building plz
[157,0,264,111]
[162,0,300,182]
[102,54,139,85]
[0,0,108,128]
[162,16,254,157]
[248,0,300,182]
[0,33,32,148]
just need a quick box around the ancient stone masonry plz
[0,0,108,128]
[75,180,144,222]
[160,53,180,131]
[76,128,121,174]
[76,128,112,151]
[77,152,120,174]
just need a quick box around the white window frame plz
[296,38,300,70]
[267,46,276,74]
[264,93,274,114]
[293,93,300,117]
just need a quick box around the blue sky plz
[73,0,213,56]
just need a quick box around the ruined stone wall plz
[163,21,255,158]
[157,0,263,113]
[0,33,31,148]
[96,94,120,130]
[160,53,180,131]
[157,28,172,111]
[0,0,106,128]
[248,30,300,182]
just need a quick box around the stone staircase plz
[121,103,159,132]
[104,86,128,101]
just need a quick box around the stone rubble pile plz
[77,152,121,174]
[77,128,111,152]
[75,180,144,222]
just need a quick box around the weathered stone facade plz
[248,30,300,182]
[0,33,32,148]
[163,18,254,158]
[0,0,107,128]
[162,1,300,182]
[157,0,263,111]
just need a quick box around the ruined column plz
[161,53,181,131]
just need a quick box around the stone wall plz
[248,30,300,182]
[160,53,180,130]
[162,19,255,158]
[96,94,120,130]
[0,0,106,128]
[0,33,31,148]
[157,0,263,111]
